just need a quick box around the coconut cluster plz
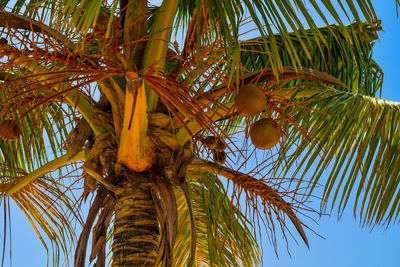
[234,84,281,150]
[203,136,227,164]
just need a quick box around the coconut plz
[148,113,172,129]
[203,136,226,151]
[249,118,281,149]
[234,84,267,117]
[0,120,21,141]
[213,150,227,164]
[215,138,226,152]
[203,136,218,150]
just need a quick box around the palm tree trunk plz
[112,177,159,266]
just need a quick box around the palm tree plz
[0,0,398,266]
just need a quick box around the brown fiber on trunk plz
[112,176,159,266]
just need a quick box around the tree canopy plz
[0,0,399,266]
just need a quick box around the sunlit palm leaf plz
[175,0,378,76]
[0,12,87,264]
[240,21,383,96]
[235,19,397,226]
[174,173,261,267]
[0,63,77,176]
[0,171,83,265]
[0,102,72,175]
[40,0,379,77]
[274,88,400,227]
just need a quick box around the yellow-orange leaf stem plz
[117,73,154,172]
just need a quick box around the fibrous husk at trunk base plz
[250,118,281,149]
[0,119,21,141]
[234,84,267,117]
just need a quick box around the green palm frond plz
[0,71,81,258]
[0,11,90,263]
[174,173,261,267]
[32,0,380,77]
[240,21,383,96]
[30,0,117,35]
[273,88,400,227]
[6,150,86,195]
[215,18,394,227]
[0,57,85,176]
[0,171,83,265]
[175,0,378,76]
[0,101,72,175]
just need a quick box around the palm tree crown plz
[0,0,399,266]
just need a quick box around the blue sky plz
[2,1,400,266]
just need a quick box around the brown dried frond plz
[232,174,311,245]
[187,159,318,250]
[0,11,124,77]
[181,4,210,60]
[143,69,231,137]
[0,28,124,123]
[147,21,246,156]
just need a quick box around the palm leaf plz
[175,0,378,77]
[0,57,85,177]
[0,99,73,176]
[272,89,400,227]
[0,168,83,265]
[234,14,399,226]
[38,0,380,77]
[232,19,397,227]
[174,173,261,267]
[240,21,383,96]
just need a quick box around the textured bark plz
[112,176,159,266]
